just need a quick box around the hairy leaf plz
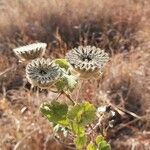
[63,74,77,91]
[71,122,85,136]
[67,104,82,121]
[79,102,96,126]
[54,59,70,70]
[55,74,77,92]
[40,101,68,126]
[67,102,96,126]
[55,77,67,91]
[87,142,97,150]
[74,135,86,150]
[98,141,111,150]
[95,135,105,145]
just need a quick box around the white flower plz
[13,43,47,62]
[66,45,109,79]
[26,58,62,89]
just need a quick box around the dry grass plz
[0,0,150,149]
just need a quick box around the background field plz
[0,0,150,149]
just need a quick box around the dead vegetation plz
[0,0,150,149]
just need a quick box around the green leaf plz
[96,135,105,145]
[55,74,77,92]
[67,102,96,126]
[79,102,96,126]
[40,101,68,126]
[63,74,77,92]
[55,77,67,92]
[71,122,85,136]
[54,59,70,70]
[74,135,87,150]
[67,104,82,121]
[87,142,97,150]
[98,141,111,150]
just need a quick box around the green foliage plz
[40,98,111,150]
[40,101,69,126]
[54,59,77,92]
[64,74,77,91]
[96,135,105,145]
[54,59,70,70]
[41,101,98,150]
[87,142,97,150]
[71,122,85,136]
[55,74,77,92]
[87,135,111,150]
[96,135,111,150]
[41,101,96,128]
[67,102,96,126]
[98,140,111,150]
[74,135,87,150]
[55,77,67,91]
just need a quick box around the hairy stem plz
[62,91,76,105]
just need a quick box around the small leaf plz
[63,74,77,92]
[98,141,111,150]
[79,102,96,126]
[95,135,104,145]
[74,135,86,150]
[67,102,96,126]
[55,77,67,92]
[55,74,77,92]
[67,104,82,121]
[40,101,68,126]
[87,142,97,150]
[54,59,70,70]
[71,122,85,136]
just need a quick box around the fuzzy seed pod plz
[13,43,47,62]
[66,45,109,79]
[26,58,62,89]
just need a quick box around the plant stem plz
[62,91,76,105]
[55,91,63,101]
